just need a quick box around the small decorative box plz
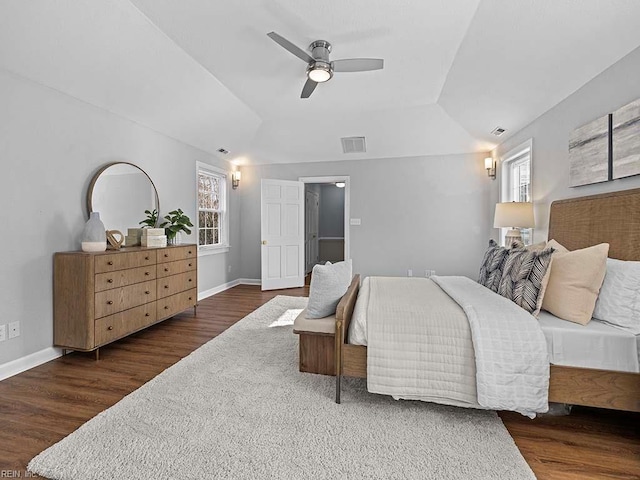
[141,235,167,248]
[142,228,165,237]
[127,228,143,237]
[125,235,141,247]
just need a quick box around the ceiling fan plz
[267,31,384,98]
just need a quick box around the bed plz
[333,188,640,413]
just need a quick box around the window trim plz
[499,139,534,245]
[196,161,230,256]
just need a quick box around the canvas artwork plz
[568,114,610,187]
[612,98,640,179]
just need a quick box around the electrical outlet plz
[407,269,413,277]
[425,270,436,278]
[8,321,20,339]
[0,325,6,342]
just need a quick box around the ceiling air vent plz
[491,127,506,137]
[341,136,366,154]
[217,148,229,155]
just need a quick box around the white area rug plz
[29,296,535,480]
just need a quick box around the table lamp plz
[494,202,535,246]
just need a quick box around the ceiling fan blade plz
[300,78,317,98]
[331,58,384,72]
[267,32,314,64]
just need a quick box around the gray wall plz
[0,70,239,366]
[319,184,345,238]
[239,153,491,281]
[492,46,640,241]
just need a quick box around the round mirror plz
[87,162,159,241]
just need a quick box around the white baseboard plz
[197,278,262,301]
[0,346,63,381]
[198,279,240,300]
[1,279,265,382]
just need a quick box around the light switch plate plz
[349,218,361,226]
[0,325,6,342]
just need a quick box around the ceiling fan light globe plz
[307,64,332,83]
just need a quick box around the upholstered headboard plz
[548,188,640,261]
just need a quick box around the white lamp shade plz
[494,202,535,228]
[484,157,494,169]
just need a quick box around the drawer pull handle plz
[145,272,150,276]
[188,279,192,282]
[164,285,169,289]
[188,263,192,267]
[107,279,113,283]
[189,297,192,301]
[188,251,192,254]
[164,254,169,258]
[164,306,169,310]
[107,326,113,330]
[145,256,150,260]
[107,300,113,305]
[164,268,169,272]
[145,291,150,294]
[107,261,113,266]
[145,313,150,317]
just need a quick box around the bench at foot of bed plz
[293,310,336,376]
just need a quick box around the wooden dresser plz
[54,244,197,358]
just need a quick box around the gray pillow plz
[306,260,353,319]
[478,240,510,292]
[497,246,555,313]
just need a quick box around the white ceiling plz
[2,1,640,165]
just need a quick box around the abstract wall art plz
[568,114,611,187]
[612,98,640,180]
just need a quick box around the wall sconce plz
[232,171,241,189]
[485,157,496,180]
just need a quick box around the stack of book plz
[141,228,167,248]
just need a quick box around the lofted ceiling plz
[2,1,640,165]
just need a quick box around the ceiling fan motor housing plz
[309,40,331,61]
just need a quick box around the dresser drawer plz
[156,259,196,278]
[157,246,196,263]
[157,289,197,319]
[95,265,157,292]
[157,271,196,298]
[95,250,156,274]
[95,280,156,318]
[94,302,157,346]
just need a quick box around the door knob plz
[261,240,267,245]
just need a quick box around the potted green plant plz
[160,209,194,245]
[139,209,159,228]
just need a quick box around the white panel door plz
[261,179,305,290]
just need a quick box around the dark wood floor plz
[1,284,638,479]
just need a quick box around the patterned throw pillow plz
[498,247,555,313]
[478,240,510,292]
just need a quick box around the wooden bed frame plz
[333,188,640,412]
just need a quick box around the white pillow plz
[306,260,352,319]
[593,258,640,334]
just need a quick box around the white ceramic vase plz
[81,212,107,252]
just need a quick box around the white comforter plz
[362,276,549,417]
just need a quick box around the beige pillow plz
[541,242,609,325]
[546,239,569,254]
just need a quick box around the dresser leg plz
[194,304,197,316]
[94,348,100,361]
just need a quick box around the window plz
[501,140,533,245]
[197,163,229,254]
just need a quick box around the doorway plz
[300,176,349,274]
